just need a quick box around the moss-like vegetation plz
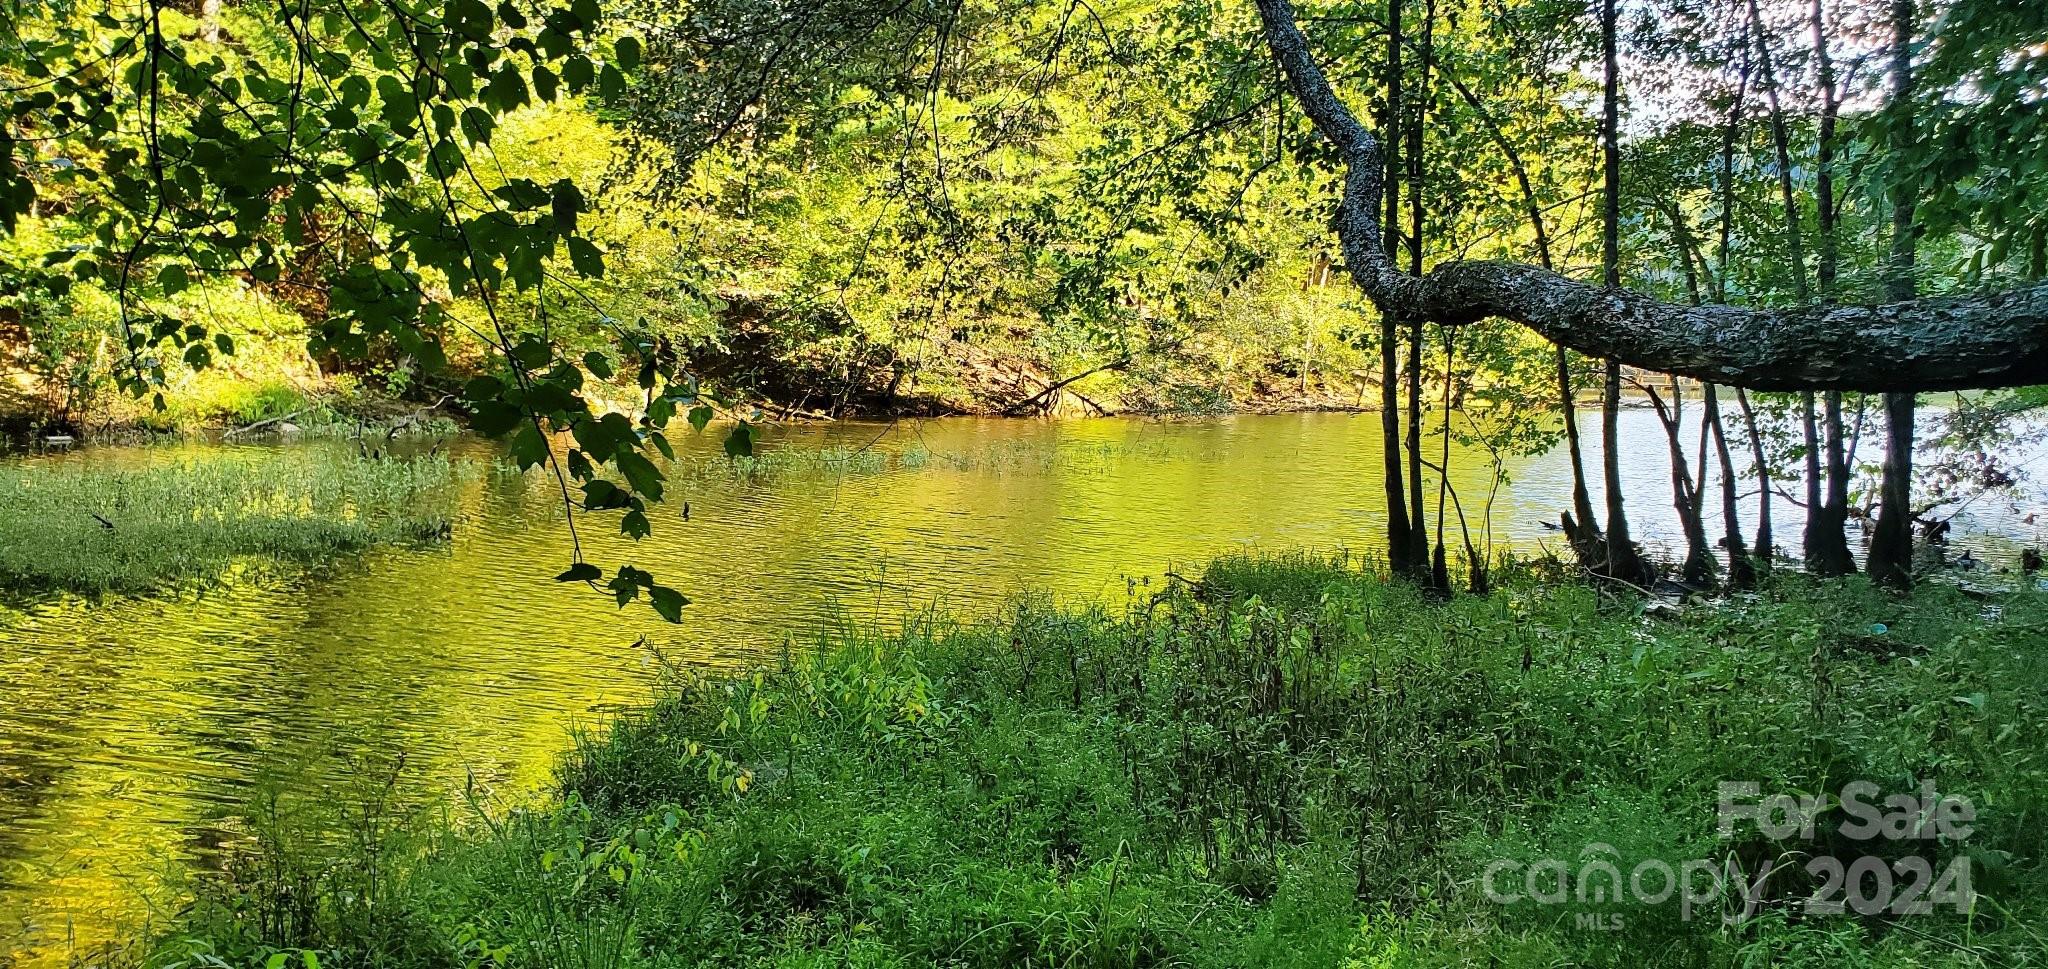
[147,555,2048,967]
[0,452,467,594]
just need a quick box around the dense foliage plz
[3,0,2044,598]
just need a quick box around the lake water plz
[3,410,2044,962]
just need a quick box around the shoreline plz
[124,553,2048,969]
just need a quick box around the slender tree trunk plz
[1807,0,1857,576]
[1818,389,1856,572]
[1406,0,1437,587]
[1747,0,1810,305]
[1809,0,1854,575]
[1482,86,1599,550]
[1748,0,1839,576]
[1407,319,1429,576]
[1558,349,1599,548]
[1802,392,1825,566]
[1736,387,1776,565]
[1705,385,1756,587]
[1433,329,1455,592]
[1598,0,1646,584]
[1379,0,1416,579]
[1714,46,1772,575]
[1868,0,1920,589]
[1658,210,1719,585]
[1648,380,1717,586]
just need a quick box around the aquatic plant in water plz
[0,451,471,595]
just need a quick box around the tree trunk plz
[1558,349,1600,552]
[1378,0,1417,580]
[1748,0,1810,306]
[1735,387,1776,566]
[1805,0,1857,576]
[1705,385,1756,587]
[1867,0,1920,589]
[1406,0,1437,589]
[1597,0,1648,584]
[1812,389,1857,574]
[1455,70,1600,550]
[1656,211,1719,585]
[1647,379,1717,586]
[1407,319,1430,577]
[1715,53,1768,580]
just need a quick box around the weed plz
[142,555,2048,967]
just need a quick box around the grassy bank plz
[0,451,468,594]
[148,555,2047,967]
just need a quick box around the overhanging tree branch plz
[1251,0,2048,393]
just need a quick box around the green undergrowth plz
[146,554,2048,967]
[0,451,469,595]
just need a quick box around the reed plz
[0,451,468,594]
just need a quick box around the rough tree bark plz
[1248,0,2048,395]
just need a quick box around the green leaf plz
[583,351,613,380]
[555,562,602,582]
[567,237,604,277]
[621,508,652,539]
[688,405,713,432]
[723,422,754,458]
[459,106,496,145]
[615,36,643,71]
[615,449,665,499]
[510,422,549,469]
[563,56,595,92]
[582,479,631,510]
[159,264,189,294]
[648,584,688,623]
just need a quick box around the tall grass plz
[0,451,467,594]
[147,555,2048,967]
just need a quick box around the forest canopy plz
[2,0,2045,607]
